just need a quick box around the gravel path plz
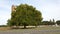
[0,29,60,34]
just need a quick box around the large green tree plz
[7,4,42,28]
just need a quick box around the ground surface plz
[0,26,60,34]
[0,29,60,34]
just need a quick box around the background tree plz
[41,21,55,25]
[7,4,42,28]
[56,20,60,25]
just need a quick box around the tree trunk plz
[24,25,26,29]
[35,25,37,28]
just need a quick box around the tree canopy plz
[7,4,42,28]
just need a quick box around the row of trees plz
[40,20,60,25]
[40,21,55,25]
[56,20,60,25]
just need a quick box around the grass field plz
[0,26,60,34]
[0,26,60,31]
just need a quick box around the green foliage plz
[7,4,42,28]
[41,21,55,25]
[0,25,7,27]
[7,19,16,26]
[56,20,60,25]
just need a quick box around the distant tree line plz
[40,20,60,25]
[56,20,60,25]
[0,25,7,27]
[40,21,55,25]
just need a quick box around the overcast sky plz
[0,0,60,25]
